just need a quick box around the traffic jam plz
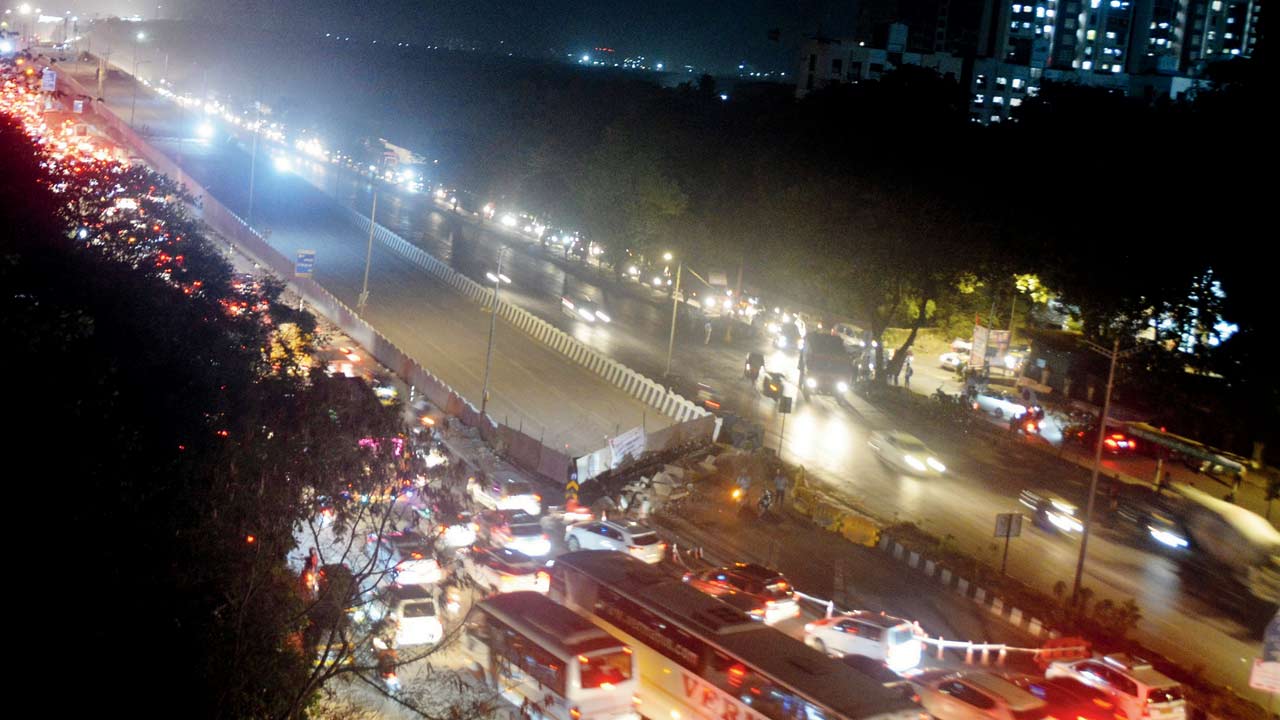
[295,338,1185,720]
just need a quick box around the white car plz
[940,352,966,371]
[368,584,443,647]
[469,476,542,516]
[803,611,922,672]
[1046,654,1186,720]
[972,388,1033,419]
[868,431,946,476]
[833,322,865,348]
[564,519,667,564]
[459,546,550,595]
[363,531,443,587]
[476,509,551,557]
[911,670,1048,720]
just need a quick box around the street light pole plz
[246,102,259,227]
[664,261,683,377]
[1071,336,1122,603]
[481,250,510,415]
[128,32,144,128]
[356,191,377,313]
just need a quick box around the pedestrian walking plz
[704,321,713,345]
[774,472,788,507]
[904,363,914,388]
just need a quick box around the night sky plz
[59,0,863,73]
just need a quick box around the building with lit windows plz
[795,28,963,98]
[1182,0,1262,66]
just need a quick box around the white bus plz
[464,591,641,720]
[549,551,925,720]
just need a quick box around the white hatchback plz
[564,519,667,564]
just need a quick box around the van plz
[468,476,542,516]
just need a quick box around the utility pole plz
[481,250,511,414]
[246,102,260,226]
[128,32,145,128]
[1072,336,1129,603]
[664,261,683,377]
[356,191,377,313]
[725,255,744,343]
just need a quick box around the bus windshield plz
[579,649,634,689]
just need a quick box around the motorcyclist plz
[745,351,764,381]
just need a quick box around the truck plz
[1172,484,1280,630]
[799,333,853,396]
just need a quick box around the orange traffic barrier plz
[1034,636,1091,670]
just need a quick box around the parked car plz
[972,387,1037,420]
[564,519,667,564]
[1046,654,1186,720]
[868,431,947,476]
[940,352,966,371]
[458,545,549,595]
[682,563,800,624]
[911,670,1049,720]
[475,509,551,557]
[803,610,923,672]
[363,531,443,586]
[468,476,541,516]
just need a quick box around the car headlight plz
[926,457,946,473]
[595,312,611,323]
[836,381,849,393]
[777,336,787,348]
[1149,526,1188,548]
[805,377,817,389]
[903,455,927,472]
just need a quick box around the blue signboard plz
[295,249,316,278]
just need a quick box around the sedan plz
[458,546,549,595]
[972,388,1034,419]
[911,670,1048,720]
[940,352,966,371]
[868,431,946,476]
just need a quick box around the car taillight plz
[569,708,581,719]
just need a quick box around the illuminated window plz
[993,96,1004,104]
[1110,0,1120,7]
[1012,78,1024,88]
[1011,98,1023,106]
[1087,29,1097,39]
[1082,60,1093,69]
[1013,3,1023,11]
[1106,31,1116,39]
[1211,0,1222,10]
[997,76,1008,85]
